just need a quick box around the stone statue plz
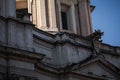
[87,30,104,57]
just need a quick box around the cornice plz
[0,16,35,26]
[0,45,45,61]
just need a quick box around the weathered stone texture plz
[0,0,120,80]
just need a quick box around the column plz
[36,0,47,29]
[27,0,32,13]
[6,0,16,18]
[31,0,37,25]
[87,0,93,34]
[78,0,92,36]
[0,0,6,17]
[24,24,33,51]
[48,0,58,31]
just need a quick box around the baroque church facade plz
[0,0,120,80]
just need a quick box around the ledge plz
[0,45,45,61]
[0,16,35,26]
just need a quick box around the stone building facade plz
[0,0,120,80]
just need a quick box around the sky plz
[90,0,120,46]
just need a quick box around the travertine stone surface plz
[6,0,16,18]
[0,0,120,80]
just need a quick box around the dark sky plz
[91,0,120,46]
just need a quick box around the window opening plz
[61,11,68,30]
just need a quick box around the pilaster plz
[55,0,62,31]
[7,19,17,47]
[5,0,16,47]
[0,0,6,17]
[70,4,77,34]
[0,18,7,45]
[6,0,16,18]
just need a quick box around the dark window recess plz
[61,12,68,30]
[16,8,28,18]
